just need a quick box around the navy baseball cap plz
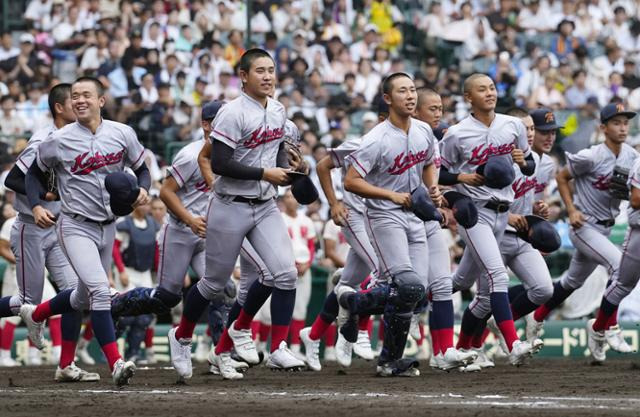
[410,186,443,223]
[202,100,224,120]
[600,102,637,123]
[105,172,140,216]
[517,215,561,253]
[443,190,478,228]
[476,155,515,189]
[290,174,319,205]
[530,108,562,131]
[433,122,449,141]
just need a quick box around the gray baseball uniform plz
[37,120,146,311]
[9,124,78,313]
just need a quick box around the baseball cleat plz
[55,362,100,382]
[439,347,477,371]
[487,317,509,355]
[266,341,306,371]
[228,320,260,365]
[19,304,45,350]
[112,359,136,386]
[530,338,544,355]
[209,351,245,379]
[458,363,482,373]
[0,354,18,367]
[194,335,211,363]
[168,327,193,379]
[335,285,356,329]
[605,325,634,353]
[376,359,420,377]
[508,340,533,366]
[353,330,375,361]
[299,327,321,371]
[335,333,353,367]
[471,348,495,368]
[323,346,337,361]
[208,348,248,374]
[429,353,442,369]
[409,314,421,341]
[525,314,544,342]
[289,344,305,362]
[76,339,96,366]
[27,346,42,366]
[587,319,607,363]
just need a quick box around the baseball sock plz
[83,321,93,341]
[0,297,11,317]
[226,301,242,328]
[358,315,371,331]
[258,322,271,342]
[214,329,234,355]
[592,298,617,332]
[145,327,154,348]
[490,292,519,351]
[270,287,296,352]
[309,315,332,341]
[250,321,260,340]
[472,328,491,349]
[234,281,273,330]
[431,300,454,354]
[0,321,16,350]
[457,307,484,350]
[49,316,62,348]
[309,293,339,340]
[289,320,305,345]
[510,292,539,320]
[91,310,120,370]
[175,285,210,340]
[607,307,619,328]
[33,289,74,322]
[324,324,337,347]
[533,281,574,322]
[429,312,439,354]
[59,310,82,369]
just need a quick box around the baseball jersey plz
[566,143,639,223]
[347,118,438,212]
[36,120,146,221]
[284,119,300,144]
[322,219,350,262]
[209,92,287,200]
[627,157,640,227]
[439,113,531,203]
[14,124,60,216]
[510,152,556,216]
[329,137,366,213]
[165,139,210,227]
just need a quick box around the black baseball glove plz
[609,166,630,200]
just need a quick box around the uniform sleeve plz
[346,137,381,178]
[123,126,146,170]
[329,138,361,168]
[16,140,39,174]
[35,137,60,171]
[565,148,594,178]
[166,148,197,189]
[514,119,532,157]
[423,127,440,168]
[439,129,460,171]
[210,105,242,149]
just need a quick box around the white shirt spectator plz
[24,0,53,29]
[0,45,19,61]
[322,219,350,265]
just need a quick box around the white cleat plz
[209,351,245,379]
[587,319,607,363]
[194,335,211,363]
[145,349,157,364]
[19,305,45,350]
[289,344,305,362]
[228,321,260,365]
[299,327,321,371]
[472,348,495,368]
[487,317,509,355]
[530,338,544,355]
[429,353,442,369]
[525,314,544,342]
[439,347,477,371]
[353,330,375,361]
[76,339,96,366]
[27,346,42,366]
[458,363,483,373]
[605,325,634,353]
[335,333,353,367]
[112,358,136,386]
[0,354,18,367]
[168,327,192,379]
[415,342,431,361]
[266,341,306,371]
[508,340,533,366]
[55,362,100,382]
[324,346,337,362]
[409,314,421,341]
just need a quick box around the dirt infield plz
[1,358,639,417]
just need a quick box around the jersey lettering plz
[592,174,610,191]
[388,149,428,175]
[469,142,515,166]
[512,176,537,199]
[244,126,284,149]
[71,150,125,175]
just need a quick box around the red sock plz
[145,327,154,348]
[174,316,197,340]
[206,326,212,337]
[83,322,93,341]
[289,319,305,345]
[1,322,16,350]
[250,321,260,340]
[28,338,34,347]
[214,329,234,355]
[606,307,618,328]
[234,310,254,330]
[533,305,550,323]
[49,316,62,347]
[471,328,490,349]
[270,325,289,352]
[496,320,519,351]
[101,341,121,370]
[324,324,337,347]
[456,330,473,350]
[430,329,440,355]
[32,301,52,323]
[358,315,371,331]
[438,328,454,353]
[59,340,77,368]
[593,308,616,332]
[309,316,331,341]
[367,318,374,338]
[258,322,271,342]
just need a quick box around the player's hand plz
[119,270,129,288]
[32,205,56,228]
[262,168,292,186]
[133,188,151,207]
[429,185,443,208]
[533,200,550,219]
[44,192,58,202]
[389,192,412,208]
[458,173,485,186]
[568,208,585,229]
[330,201,349,226]
[188,215,207,238]
[511,147,526,167]
[438,207,452,227]
[508,213,528,231]
[287,148,303,171]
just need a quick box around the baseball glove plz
[285,139,308,173]
[609,166,630,200]
[45,169,58,195]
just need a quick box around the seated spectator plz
[529,70,566,110]
[565,69,595,109]
[597,71,629,107]
[0,96,26,136]
[550,19,585,61]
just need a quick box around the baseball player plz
[588,155,640,361]
[169,49,303,380]
[529,103,638,361]
[439,74,537,366]
[20,76,151,386]
[1,83,98,381]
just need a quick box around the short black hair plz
[48,83,71,117]
[239,48,274,73]
[416,86,440,106]
[381,72,412,95]
[73,76,105,96]
[505,107,529,118]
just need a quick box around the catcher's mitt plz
[609,166,630,200]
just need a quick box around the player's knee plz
[531,282,554,305]
[90,285,112,310]
[469,297,491,318]
[196,276,225,299]
[394,270,426,306]
[429,278,452,302]
[273,267,298,291]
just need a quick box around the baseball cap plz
[410,186,442,223]
[362,111,377,123]
[530,108,562,131]
[517,215,561,253]
[105,172,140,217]
[202,100,224,120]
[291,174,319,205]
[600,102,637,123]
[364,24,379,33]
[443,191,477,228]
[19,33,35,44]
[476,155,515,189]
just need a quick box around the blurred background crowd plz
[0,0,640,365]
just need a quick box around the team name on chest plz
[388,149,428,175]
[195,179,210,193]
[512,176,538,199]
[243,125,284,149]
[592,174,610,191]
[71,149,125,175]
[469,142,515,165]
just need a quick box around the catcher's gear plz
[609,166,630,200]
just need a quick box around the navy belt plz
[484,200,510,213]
[232,196,270,205]
[596,219,615,227]
[69,213,115,226]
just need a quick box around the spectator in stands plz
[0,96,26,136]
[550,19,585,61]
[0,32,19,62]
[565,69,595,109]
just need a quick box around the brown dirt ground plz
[1,357,639,417]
